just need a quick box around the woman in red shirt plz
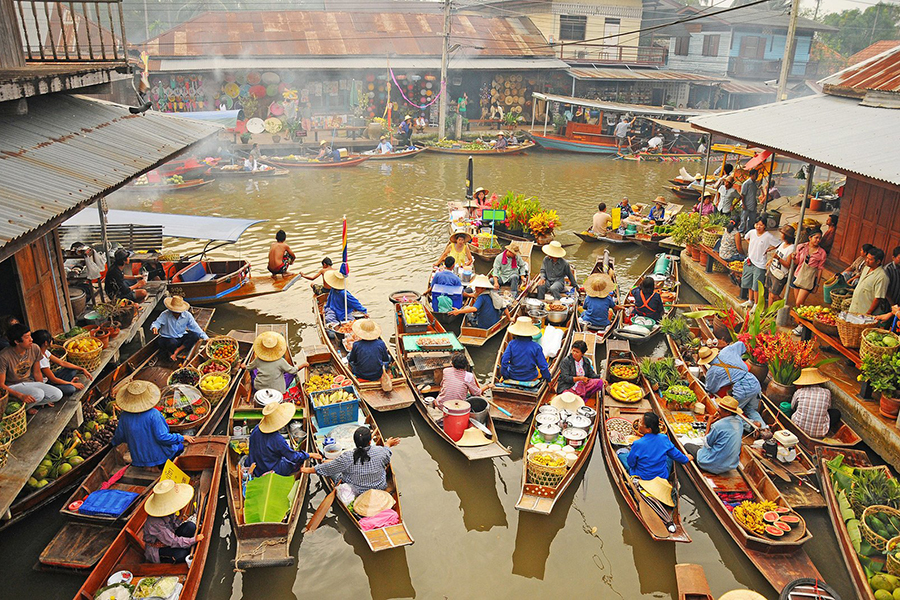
[791,227,828,308]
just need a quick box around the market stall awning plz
[567,68,725,83]
[648,118,703,133]
[532,92,716,117]
[64,210,266,243]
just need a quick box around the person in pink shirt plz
[435,353,491,409]
[791,227,828,309]
[692,191,716,217]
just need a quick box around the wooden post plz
[0,0,26,68]
[776,163,815,326]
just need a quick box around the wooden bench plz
[790,309,861,368]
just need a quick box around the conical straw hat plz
[324,270,346,290]
[697,346,719,365]
[637,477,675,507]
[542,241,566,258]
[584,273,614,298]
[253,331,287,362]
[115,380,161,413]
[352,319,382,341]
[794,367,828,386]
[353,489,395,517]
[508,316,540,337]
[456,427,492,447]
[259,401,296,434]
[145,479,194,517]
[550,391,584,412]
[163,295,190,313]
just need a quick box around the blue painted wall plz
[729,30,813,75]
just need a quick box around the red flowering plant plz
[752,332,838,385]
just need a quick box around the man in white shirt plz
[614,115,636,152]
[717,177,740,215]
[647,134,664,152]
[740,217,780,307]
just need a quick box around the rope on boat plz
[233,536,289,572]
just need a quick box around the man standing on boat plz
[398,115,413,148]
[614,114,636,153]
[427,257,464,313]
[536,241,576,300]
[151,296,208,362]
[267,230,295,277]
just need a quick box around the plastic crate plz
[310,385,359,428]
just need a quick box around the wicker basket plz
[198,372,231,404]
[63,335,103,371]
[812,316,839,337]
[204,336,239,366]
[167,367,201,388]
[888,536,900,576]
[1,401,27,441]
[712,260,729,274]
[862,505,900,551]
[860,328,900,362]
[526,452,568,488]
[830,288,852,313]
[836,315,871,349]
[199,358,232,376]
[700,228,723,248]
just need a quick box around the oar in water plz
[304,485,336,533]
[187,468,213,562]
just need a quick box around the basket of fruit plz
[662,385,697,411]
[415,335,454,351]
[862,505,900,551]
[609,361,639,382]
[813,311,839,337]
[861,328,900,362]
[167,367,201,388]
[400,303,429,333]
[526,452,568,487]
[609,381,644,403]
[2,397,27,441]
[204,336,239,366]
[310,385,359,427]
[830,288,853,313]
[157,385,210,432]
[199,358,231,376]
[305,372,347,393]
[728,260,744,276]
[199,372,231,404]
[0,431,10,470]
[64,335,103,371]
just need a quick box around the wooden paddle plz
[485,397,513,417]
[187,469,213,561]
[304,486,336,533]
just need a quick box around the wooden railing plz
[15,0,126,63]
[558,43,667,67]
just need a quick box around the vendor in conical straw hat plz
[322,270,368,324]
[790,367,838,439]
[111,380,195,468]
[151,295,208,362]
[500,317,551,384]
[682,396,743,475]
[494,131,508,149]
[537,241,576,300]
[248,401,321,478]
[580,273,617,330]
[648,196,667,222]
[434,227,474,269]
[143,478,202,564]
[448,274,510,330]
[492,241,529,292]
[240,331,307,394]
[615,412,690,486]
[348,319,392,382]
[701,340,767,435]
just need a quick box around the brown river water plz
[1,152,852,599]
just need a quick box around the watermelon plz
[775,507,791,514]
[763,511,779,523]
[780,514,801,523]
[765,525,785,537]
[775,521,791,531]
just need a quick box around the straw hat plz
[693,173,703,180]
[794,367,828,386]
[497,131,505,137]
[353,489,395,517]
[471,274,493,289]
[404,115,412,120]
[717,395,743,415]
[457,427,492,447]
[253,331,287,362]
[504,241,524,256]
[379,135,385,141]
[542,240,566,258]
[637,477,674,507]
[474,187,487,195]
[324,270,346,290]
[702,190,715,198]
[654,196,666,205]
[115,380,161,413]
[550,391,584,412]
[145,479,194,517]
[164,295,190,313]
[697,346,719,366]
[584,273,614,298]
[718,591,767,600]
[508,316,540,337]
[450,228,473,243]
[259,401,296,434]
[352,319,382,341]
[320,140,328,146]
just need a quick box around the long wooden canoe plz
[425,142,534,155]
[362,146,425,160]
[264,155,370,168]
[574,230,637,245]
[394,302,510,461]
[39,446,161,571]
[313,293,416,411]
[73,436,228,600]
[614,253,679,347]
[1,308,214,531]
[163,259,302,306]
[206,165,289,178]
[125,178,213,193]
[576,255,619,346]
[675,563,715,600]
[226,323,311,569]
[760,394,861,451]
[599,340,691,541]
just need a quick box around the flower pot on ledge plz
[880,394,900,419]
[748,360,768,387]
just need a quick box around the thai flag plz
[340,216,349,276]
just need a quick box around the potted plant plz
[492,192,541,238]
[503,111,518,131]
[736,283,784,384]
[240,132,252,145]
[527,210,560,245]
[671,212,703,261]
[861,354,900,418]
[757,332,838,403]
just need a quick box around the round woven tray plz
[167,367,201,388]
[199,358,232,376]
[860,328,900,362]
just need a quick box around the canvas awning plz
[532,92,714,117]
[64,210,266,242]
[174,109,242,128]
[648,118,703,133]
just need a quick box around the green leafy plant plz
[860,353,900,396]
[812,181,835,196]
[661,316,693,346]
[671,212,703,246]
[493,191,542,232]
[736,282,783,358]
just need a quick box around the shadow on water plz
[410,410,508,532]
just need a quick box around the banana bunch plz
[733,500,778,535]
[609,381,643,403]
[313,388,354,407]
[307,373,335,393]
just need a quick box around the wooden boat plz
[621,151,702,162]
[394,302,510,460]
[530,131,618,154]
[0,308,214,531]
[263,155,370,168]
[599,340,691,541]
[651,356,821,591]
[614,254,679,346]
[574,230,636,245]
[189,329,254,436]
[162,259,302,306]
[669,185,701,201]
[73,436,227,600]
[468,239,503,263]
[160,157,219,180]
[675,563,715,600]
[39,445,161,571]
[206,165,289,178]
[576,255,619,344]
[226,323,311,569]
[306,356,414,551]
[125,178,213,193]
[817,447,882,600]
[362,146,425,160]
[313,293,416,411]
[458,241,536,347]
[424,142,534,155]
[759,394,861,452]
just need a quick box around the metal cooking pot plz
[562,427,587,447]
[537,423,561,443]
[566,414,592,433]
[577,406,597,420]
[524,298,544,310]
[535,413,559,426]
[538,405,559,415]
[547,309,568,325]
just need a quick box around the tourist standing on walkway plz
[883,246,900,305]
[717,177,740,216]
[765,225,795,306]
[741,217,779,308]
[739,169,759,233]
[820,214,838,255]
[614,115,636,152]
[790,227,828,317]
[849,246,889,315]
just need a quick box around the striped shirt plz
[791,386,831,438]
[315,445,392,496]
[436,367,480,407]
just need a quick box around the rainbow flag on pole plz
[340,216,349,276]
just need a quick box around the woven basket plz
[0,433,10,470]
[812,316,839,337]
[862,505,900,551]
[204,336,239,366]
[199,372,231,405]
[836,315,870,349]
[526,452,568,488]
[830,288,852,313]
[167,367,201,388]
[63,336,102,371]
[1,402,27,441]
[700,228,722,248]
[199,358,232,376]
[888,536,900,576]
[860,328,900,362]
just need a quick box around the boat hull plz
[363,147,425,160]
[264,156,370,168]
[530,133,618,154]
[425,142,534,155]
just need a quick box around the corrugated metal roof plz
[567,68,724,82]
[143,11,553,60]
[847,40,900,66]
[0,94,221,250]
[719,81,776,95]
[65,210,264,242]
[819,43,900,97]
[533,92,715,117]
[157,55,568,72]
[690,94,900,188]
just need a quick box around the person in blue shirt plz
[151,296,208,361]
[615,197,633,218]
[449,275,508,329]
[323,270,367,324]
[427,256,464,313]
[398,115,413,147]
[630,277,664,322]
[110,381,194,468]
[648,197,667,222]
[683,396,744,474]
[500,317,551,383]
[348,319,392,381]
[699,343,767,432]
[375,136,393,154]
[249,402,321,477]
[617,412,690,480]
[580,273,617,329]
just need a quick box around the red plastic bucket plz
[442,400,471,442]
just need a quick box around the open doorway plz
[0,256,25,327]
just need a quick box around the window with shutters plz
[559,15,587,41]
[702,34,720,57]
[674,36,690,56]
